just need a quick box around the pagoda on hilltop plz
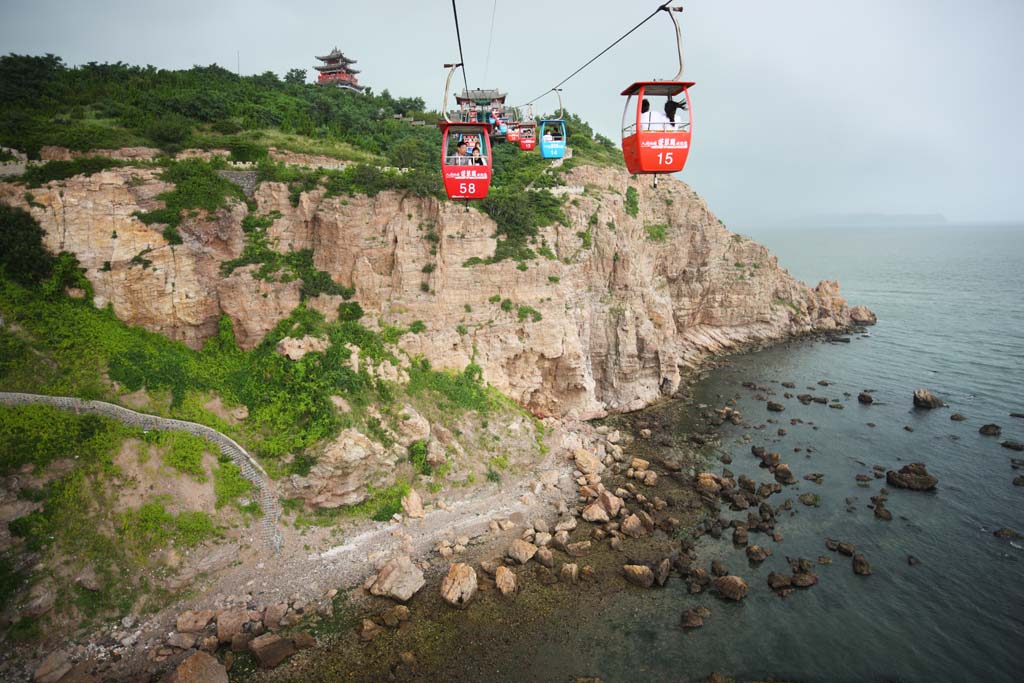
[314,47,364,92]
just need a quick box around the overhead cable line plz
[481,0,498,86]
[451,0,471,95]
[518,1,672,108]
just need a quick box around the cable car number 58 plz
[459,183,477,194]
[657,152,674,166]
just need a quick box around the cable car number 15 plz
[656,152,674,166]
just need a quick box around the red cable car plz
[507,122,521,143]
[438,121,492,200]
[620,5,695,176]
[518,122,536,151]
[620,81,694,174]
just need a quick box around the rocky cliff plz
[1,161,853,419]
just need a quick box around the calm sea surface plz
[518,224,1024,682]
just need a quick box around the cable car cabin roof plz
[438,121,493,134]
[620,81,696,97]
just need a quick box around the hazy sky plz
[2,0,1021,227]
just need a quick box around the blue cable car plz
[539,120,566,159]
[538,89,567,159]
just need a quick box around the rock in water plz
[774,464,797,485]
[886,463,938,491]
[767,401,785,413]
[368,556,426,602]
[163,651,229,682]
[913,389,944,409]
[746,545,772,563]
[858,392,874,405]
[623,565,655,588]
[979,424,1002,437]
[852,554,872,576]
[767,572,792,590]
[713,575,749,601]
[850,305,877,325]
[440,563,478,608]
[680,609,705,629]
[993,528,1022,540]
[950,413,966,421]
[1000,440,1024,452]
[250,633,297,669]
[494,566,517,596]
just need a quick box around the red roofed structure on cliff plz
[314,47,364,92]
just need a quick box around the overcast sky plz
[2,0,1021,228]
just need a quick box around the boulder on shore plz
[886,463,938,491]
[249,633,296,669]
[440,563,478,609]
[623,565,654,588]
[368,556,426,602]
[163,651,229,682]
[913,389,944,409]
[494,566,517,596]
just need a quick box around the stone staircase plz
[0,392,283,552]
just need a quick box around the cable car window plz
[622,94,637,136]
[446,133,488,166]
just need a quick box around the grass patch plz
[644,223,668,242]
[625,186,639,217]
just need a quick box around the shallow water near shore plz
[261,225,1024,683]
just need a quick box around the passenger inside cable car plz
[640,99,672,131]
[664,99,689,130]
[446,135,487,166]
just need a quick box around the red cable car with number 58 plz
[438,121,492,200]
[620,5,695,176]
[438,62,492,201]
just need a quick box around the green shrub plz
[500,299,513,312]
[644,224,668,242]
[456,324,468,335]
[135,159,243,232]
[0,204,55,286]
[408,440,431,475]
[337,301,363,321]
[17,157,124,188]
[409,320,426,333]
[517,305,542,323]
[625,186,639,217]
[213,460,254,508]
[548,276,560,283]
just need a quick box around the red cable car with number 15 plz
[620,5,694,176]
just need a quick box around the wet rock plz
[993,528,1022,540]
[767,401,785,413]
[507,539,538,565]
[873,502,893,521]
[1014,476,1024,486]
[710,560,729,577]
[250,633,296,669]
[440,563,478,609]
[913,389,944,409]
[163,651,228,682]
[680,608,705,629]
[852,554,872,576]
[979,424,1002,437]
[950,413,966,421]
[746,545,772,563]
[886,463,938,491]
[621,514,646,538]
[857,393,874,405]
[907,556,921,566]
[713,575,749,601]
[774,464,797,485]
[494,566,517,596]
[381,605,410,627]
[837,542,856,557]
[731,526,749,546]
[767,572,792,590]
[798,493,821,507]
[792,572,818,588]
[358,618,382,641]
[368,555,426,602]
[655,558,672,586]
[623,564,655,588]
[817,556,832,565]
[1001,440,1024,452]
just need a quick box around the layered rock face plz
[1,161,854,418]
